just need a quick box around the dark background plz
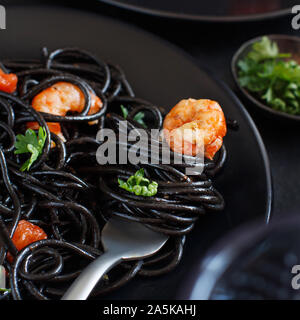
[3,0,299,218]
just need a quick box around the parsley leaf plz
[14,126,47,171]
[120,105,128,119]
[118,169,158,197]
[247,36,290,62]
[120,105,147,128]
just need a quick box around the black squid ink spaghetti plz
[0,47,233,300]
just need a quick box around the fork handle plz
[61,251,122,300]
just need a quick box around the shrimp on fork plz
[163,99,227,160]
[28,82,103,141]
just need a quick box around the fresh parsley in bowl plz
[232,35,300,121]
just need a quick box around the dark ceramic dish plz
[1,5,272,299]
[232,34,300,122]
[98,0,295,22]
[179,214,300,300]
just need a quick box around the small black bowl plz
[178,214,300,300]
[232,34,300,122]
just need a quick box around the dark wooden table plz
[5,0,300,218]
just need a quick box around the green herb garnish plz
[120,105,147,128]
[237,36,300,115]
[246,36,290,62]
[0,288,11,293]
[118,168,158,197]
[14,126,47,171]
[120,105,129,119]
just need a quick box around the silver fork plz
[0,265,5,290]
[62,217,168,300]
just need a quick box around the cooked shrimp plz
[0,68,18,93]
[27,82,103,141]
[163,99,226,160]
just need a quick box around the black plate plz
[99,0,295,22]
[1,5,272,299]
